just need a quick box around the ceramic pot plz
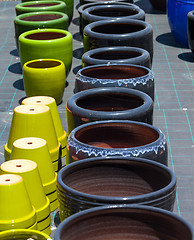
[15,0,66,15]
[1,160,51,235]
[55,204,194,240]
[66,87,153,134]
[11,137,58,212]
[167,0,194,47]
[22,59,66,105]
[22,96,67,157]
[81,4,145,36]
[57,156,176,220]
[0,229,51,240]
[78,2,136,37]
[75,64,154,100]
[149,0,166,11]
[80,0,133,6]
[67,120,168,165]
[14,11,69,50]
[82,46,151,68]
[83,19,153,62]
[0,174,37,231]
[187,11,194,53]
[19,28,73,76]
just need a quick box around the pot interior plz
[21,14,63,21]
[25,31,66,40]
[26,60,61,69]
[92,22,145,34]
[24,3,59,7]
[75,122,159,148]
[81,65,149,79]
[76,92,144,111]
[89,8,138,17]
[90,50,142,60]
[62,159,171,197]
[59,208,192,240]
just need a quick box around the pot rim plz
[55,204,194,240]
[83,18,152,38]
[67,87,153,118]
[57,156,176,203]
[0,229,51,239]
[76,63,154,85]
[16,0,66,9]
[23,58,65,70]
[14,11,68,24]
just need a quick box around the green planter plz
[14,11,69,50]
[19,28,73,76]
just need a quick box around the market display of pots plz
[66,87,153,134]
[81,4,145,34]
[82,46,151,68]
[55,205,194,240]
[75,64,154,100]
[19,28,73,76]
[57,156,176,220]
[167,0,194,47]
[83,18,153,62]
[67,120,168,165]
[14,11,69,50]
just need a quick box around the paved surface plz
[1,0,194,237]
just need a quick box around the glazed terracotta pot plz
[15,0,67,16]
[82,46,151,68]
[75,64,154,100]
[19,28,73,76]
[66,87,153,134]
[149,0,166,11]
[55,205,194,240]
[57,156,176,221]
[187,11,194,53]
[23,59,66,105]
[81,4,145,35]
[0,229,51,240]
[14,11,69,50]
[80,0,133,6]
[83,19,153,62]
[67,120,168,165]
[167,0,194,47]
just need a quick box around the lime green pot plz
[0,229,51,240]
[20,0,74,25]
[23,59,66,105]
[19,28,73,76]
[14,11,69,50]
[15,0,66,16]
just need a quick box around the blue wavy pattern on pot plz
[75,64,154,100]
[66,87,154,134]
[55,204,194,240]
[67,120,168,165]
[57,156,176,221]
[167,0,194,47]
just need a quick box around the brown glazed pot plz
[66,87,153,134]
[57,156,176,221]
[67,120,168,165]
[75,64,154,100]
[55,205,194,240]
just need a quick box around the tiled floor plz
[1,0,194,236]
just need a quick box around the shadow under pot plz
[75,64,154,101]
[83,19,153,62]
[15,0,67,16]
[187,11,194,53]
[67,120,168,165]
[57,156,176,221]
[81,4,145,36]
[55,204,194,240]
[14,11,69,51]
[82,46,151,69]
[66,87,153,134]
[19,28,73,76]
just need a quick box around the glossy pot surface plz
[67,120,168,165]
[187,11,194,53]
